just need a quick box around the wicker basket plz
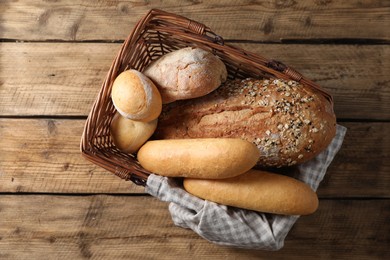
[80,9,333,186]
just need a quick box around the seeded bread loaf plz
[154,78,336,167]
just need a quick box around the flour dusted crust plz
[154,78,337,167]
[143,47,227,103]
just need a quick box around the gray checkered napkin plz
[145,125,347,250]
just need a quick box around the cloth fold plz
[145,125,347,250]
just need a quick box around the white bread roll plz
[144,47,227,103]
[137,138,260,179]
[183,169,319,215]
[110,112,157,154]
[111,69,162,122]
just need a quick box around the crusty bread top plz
[155,78,336,167]
[111,69,162,122]
[144,47,227,103]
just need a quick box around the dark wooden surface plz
[0,1,389,259]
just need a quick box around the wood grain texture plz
[0,42,118,116]
[1,0,389,42]
[1,1,388,258]
[324,122,390,198]
[0,195,388,259]
[1,119,389,197]
[0,118,144,194]
[1,43,389,120]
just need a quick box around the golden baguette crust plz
[183,169,319,215]
[155,78,336,167]
[137,138,260,179]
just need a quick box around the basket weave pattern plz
[81,9,332,186]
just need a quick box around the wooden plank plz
[1,42,389,120]
[1,119,389,197]
[0,42,118,116]
[1,0,389,41]
[0,118,144,194]
[319,122,390,198]
[0,195,388,259]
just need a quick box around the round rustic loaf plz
[154,78,336,167]
[143,47,227,104]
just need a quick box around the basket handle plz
[186,19,206,35]
[186,19,225,45]
[146,9,225,45]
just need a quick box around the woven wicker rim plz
[80,9,334,186]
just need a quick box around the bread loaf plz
[155,78,336,167]
[137,138,260,179]
[110,112,157,153]
[144,47,227,104]
[111,69,162,122]
[183,169,319,215]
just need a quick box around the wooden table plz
[1,1,389,259]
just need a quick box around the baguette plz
[183,169,319,215]
[137,138,260,179]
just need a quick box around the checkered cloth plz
[145,125,347,250]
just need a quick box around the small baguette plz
[137,138,260,179]
[183,169,319,215]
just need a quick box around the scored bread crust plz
[144,47,227,103]
[154,78,336,167]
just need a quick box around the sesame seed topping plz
[209,77,325,167]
